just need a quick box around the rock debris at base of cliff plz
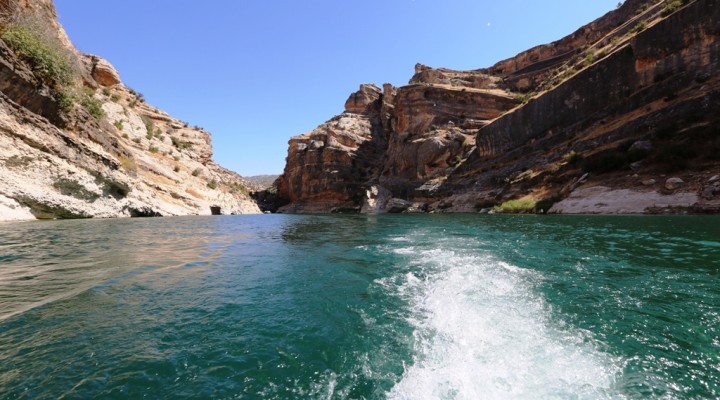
[0,0,260,221]
[273,0,720,215]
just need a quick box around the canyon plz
[1,0,718,220]
[274,0,720,214]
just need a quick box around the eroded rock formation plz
[0,0,259,220]
[276,0,720,214]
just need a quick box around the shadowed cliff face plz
[0,0,259,220]
[275,0,720,214]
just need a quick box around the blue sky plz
[55,1,620,176]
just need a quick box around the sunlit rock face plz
[274,0,720,214]
[0,0,260,220]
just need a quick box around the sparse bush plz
[122,133,129,139]
[227,182,250,195]
[4,155,34,168]
[55,88,74,112]
[142,115,154,136]
[149,145,159,153]
[81,94,104,119]
[662,0,682,16]
[451,155,463,167]
[1,25,72,87]
[102,87,111,96]
[493,199,537,214]
[207,179,218,189]
[114,120,124,130]
[514,92,534,104]
[173,165,180,173]
[630,21,648,34]
[110,94,120,102]
[171,137,193,150]
[132,138,141,144]
[562,150,581,164]
[191,168,201,177]
[118,155,138,173]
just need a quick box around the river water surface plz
[0,215,718,399]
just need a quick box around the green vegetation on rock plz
[493,199,537,214]
[81,94,104,119]
[1,25,72,87]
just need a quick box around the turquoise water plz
[0,215,718,399]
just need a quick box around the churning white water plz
[380,243,624,400]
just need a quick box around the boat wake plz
[379,242,624,399]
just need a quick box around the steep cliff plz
[0,0,259,220]
[276,0,720,214]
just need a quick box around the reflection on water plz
[0,216,278,322]
[0,214,718,399]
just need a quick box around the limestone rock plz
[344,84,381,114]
[0,0,260,221]
[273,0,720,214]
[90,56,121,87]
[276,114,381,213]
[361,185,391,214]
[386,198,412,213]
[549,186,698,214]
[701,185,719,200]
[665,177,686,190]
[641,179,656,186]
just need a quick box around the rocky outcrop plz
[0,0,259,220]
[274,0,720,214]
[276,95,384,212]
[87,55,120,87]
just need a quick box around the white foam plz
[383,246,625,400]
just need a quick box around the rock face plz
[88,55,121,87]
[275,0,720,214]
[276,86,385,212]
[0,0,259,220]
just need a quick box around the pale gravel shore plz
[0,194,35,221]
[549,186,699,214]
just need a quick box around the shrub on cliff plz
[81,93,104,119]
[493,199,537,214]
[662,0,683,16]
[1,24,72,87]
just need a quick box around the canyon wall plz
[275,0,720,214]
[0,0,259,220]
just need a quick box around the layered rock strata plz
[275,0,720,214]
[0,0,259,220]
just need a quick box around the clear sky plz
[54,1,620,176]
